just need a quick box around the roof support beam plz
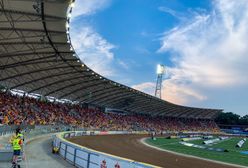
[162,108,185,117]
[0,65,74,81]
[127,101,160,112]
[122,97,154,110]
[78,85,121,102]
[10,70,82,90]
[90,90,135,105]
[86,88,125,104]
[154,108,179,116]
[75,86,119,102]
[0,41,68,45]
[40,2,81,75]
[58,80,106,99]
[100,93,137,108]
[0,51,74,58]
[133,105,171,115]
[0,9,66,20]
[0,27,65,34]
[125,100,169,113]
[28,75,88,94]
[0,57,77,70]
[45,76,97,97]
[0,54,56,69]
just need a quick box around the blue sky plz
[70,0,248,116]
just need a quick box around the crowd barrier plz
[53,131,157,168]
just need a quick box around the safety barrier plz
[0,126,15,136]
[53,131,158,168]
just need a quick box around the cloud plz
[132,80,206,105]
[162,78,207,105]
[117,59,129,70]
[132,82,156,95]
[157,0,248,110]
[70,0,117,77]
[71,0,111,18]
[158,6,186,20]
[71,26,116,77]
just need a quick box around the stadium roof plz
[0,0,222,119]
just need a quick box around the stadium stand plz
[0,92,220,132]
[0,0,222,133]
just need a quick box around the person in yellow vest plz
[11,132,23,168]
[16,128,24,142]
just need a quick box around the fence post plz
[64,144,67,160]
[87,153,90,168]
[59,141,62,154]
[73,148,77,166]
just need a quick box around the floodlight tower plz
[155,64,166,99]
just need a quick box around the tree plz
[239,115,248,125]
[215,112,240,125]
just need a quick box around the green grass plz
[146,137,248,167]
[188,139,205,145]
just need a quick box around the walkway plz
[1,134,74,168]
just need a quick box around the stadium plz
[0,0,248,168]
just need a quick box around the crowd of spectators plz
[0,92,220,132]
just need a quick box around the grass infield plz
[146,137,248,167]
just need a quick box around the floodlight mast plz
[155,64,165,99]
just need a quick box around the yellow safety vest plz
[12,138,21,150]
[17,133,24,139]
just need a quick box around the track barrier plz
[53,131,158,168]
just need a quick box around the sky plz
[70,0,248,116]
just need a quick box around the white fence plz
[53,131,156,168]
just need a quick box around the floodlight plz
[70,2,75,8]
[157,64,165,74]
[66,22,69,28]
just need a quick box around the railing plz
[0,125,73,151]
[0,125,20,136]
[53,131,157,168]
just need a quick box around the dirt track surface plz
[68,135,239,168]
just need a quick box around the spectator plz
[0,92,220,133]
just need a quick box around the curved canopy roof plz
[0,0,222,119]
